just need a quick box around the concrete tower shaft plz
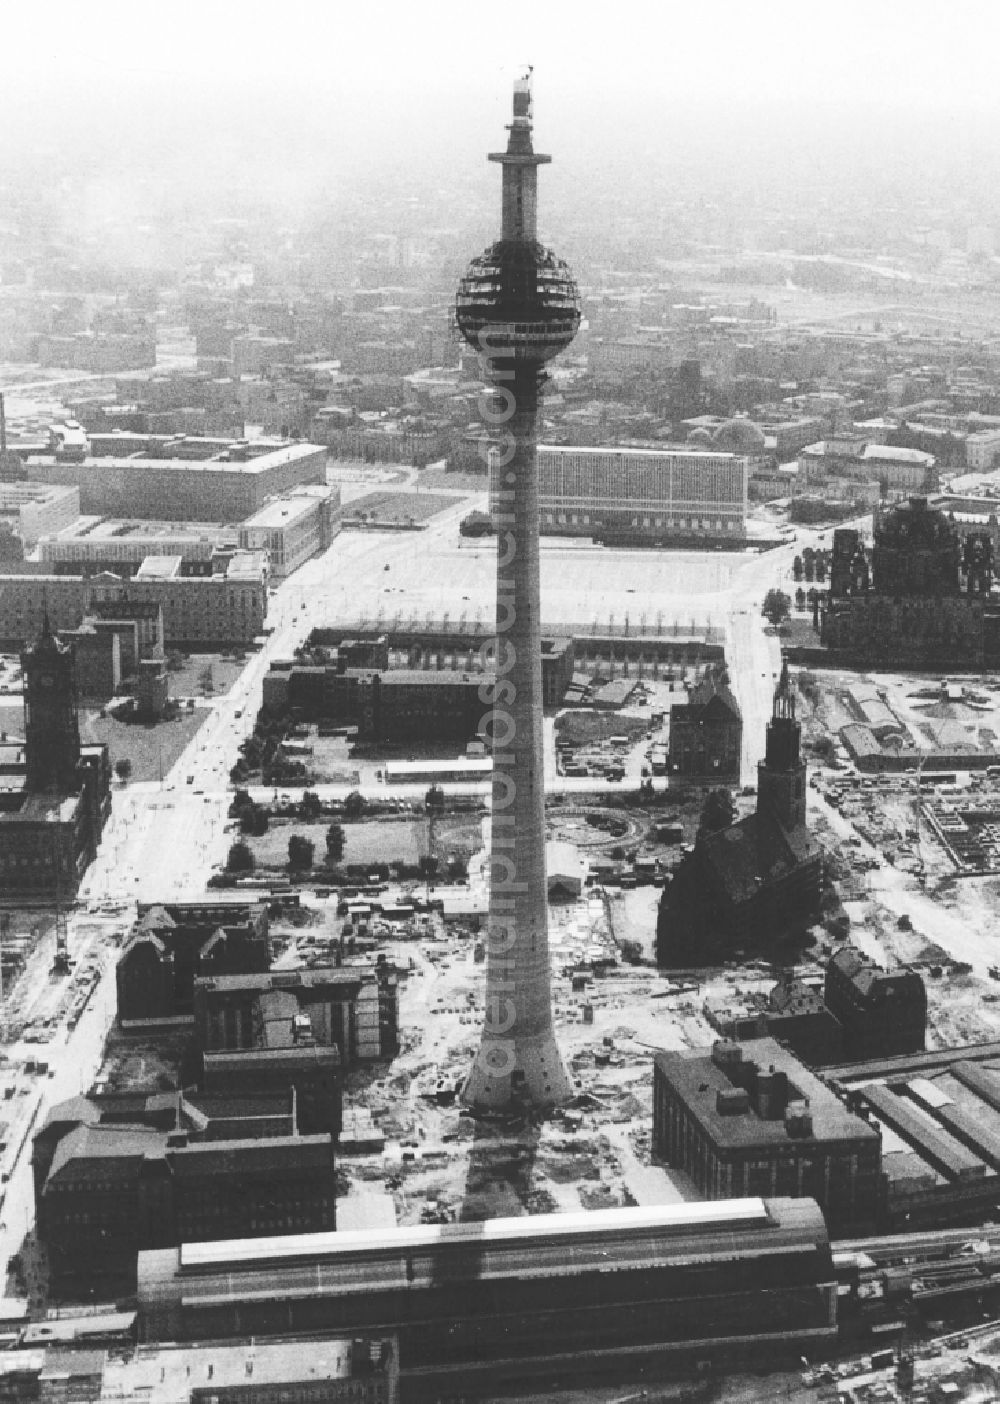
[455,76,579,1111]
[489,74,550,242]
[461,368,572,1109]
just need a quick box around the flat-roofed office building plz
[237,485,341,577]
[490,445,747,545]
[22,443,327,522]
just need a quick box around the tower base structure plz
[455,76,580,1116]
[463,1028,573,1112]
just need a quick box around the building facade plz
[824,946,927,1060]
[822,497,1000,667]
[966,428,1000,471]
[236,485,341,577]
[0,481,80,547]
[0,555,269,647]
[490,445,747,545]
[193,963,400,1067]
[653,1038,883,1234]
[667,668,742,781]
[116,903,271,1024]
[35,1113,336,1296]
[23,443,327,521]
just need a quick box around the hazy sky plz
[9,1,1000,117]
[5,1,1000,207]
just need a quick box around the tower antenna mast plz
[454,75,580,1110]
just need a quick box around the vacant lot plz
[308,733,362,785]
[555,712,649,747]
[347,491,465,523]
[80,708,208,782]
[98,1028,194,1093]
[430,815,485,861]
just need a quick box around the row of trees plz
[227,821,346,875]
[792,548,830,583]
[226,829,469,883]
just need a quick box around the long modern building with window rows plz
[490,445,748,545]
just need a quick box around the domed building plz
[871,495,961,597]
[686,426,715,449]
[712,417,767,456]
[822,496,1000,666]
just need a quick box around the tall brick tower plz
[22,611,81,794]
[757,661,807,833]
[454,75,580,1110]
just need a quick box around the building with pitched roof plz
[656,664,822,964]
[116,903,270,1024]
[32,1094,336,1297]
[667,666,742,781]
[825,945,926,1060]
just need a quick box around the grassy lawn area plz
[248,818,430,869]
[346,491,465,523]
[165,651,252,698]
[80,708,209,782]
[416,469,487,492]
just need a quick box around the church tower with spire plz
[756,661,807,832]
[21,610,82,793]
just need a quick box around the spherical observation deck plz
[455,239,581,364]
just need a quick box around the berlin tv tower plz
[455,75,580,1109]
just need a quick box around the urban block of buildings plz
[263,635,578,742]
[705,945,928,1065]
[116,902,272,1024]
[798,439,938,500]
[32,1093,336,1297]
